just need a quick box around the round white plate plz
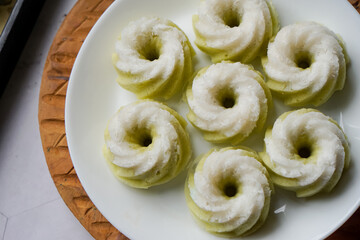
[65,0,360,239]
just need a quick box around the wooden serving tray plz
[38,0,360,239]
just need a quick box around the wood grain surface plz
[38,0,360,239]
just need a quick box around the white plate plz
[65,0,360,239]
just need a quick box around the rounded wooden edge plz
[38,0,128,239]
[37,0,360,239]
[349,0,360,12]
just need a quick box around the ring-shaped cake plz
[186,61,271,145]
[103,100,192,188]
[185,147,273,237]
[262,21,348,107]
[113,16,195,99]
[260,109,350,197]
[192,0,279,63]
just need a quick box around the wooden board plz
[38,1,127,239]
[38,0,360,239]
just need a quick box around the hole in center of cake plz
[297,145,312,158]
[222,96,235,108]
[141,134,153,147]
[217,88,236,109]
[223,183,238,197]
[143,46,160,61]
[222,10,241,28]
[295,52,313,69]
[128,127,153,148]
[139,37,160,61]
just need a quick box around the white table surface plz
[0,1,94,239]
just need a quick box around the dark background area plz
[0,0,46,97]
